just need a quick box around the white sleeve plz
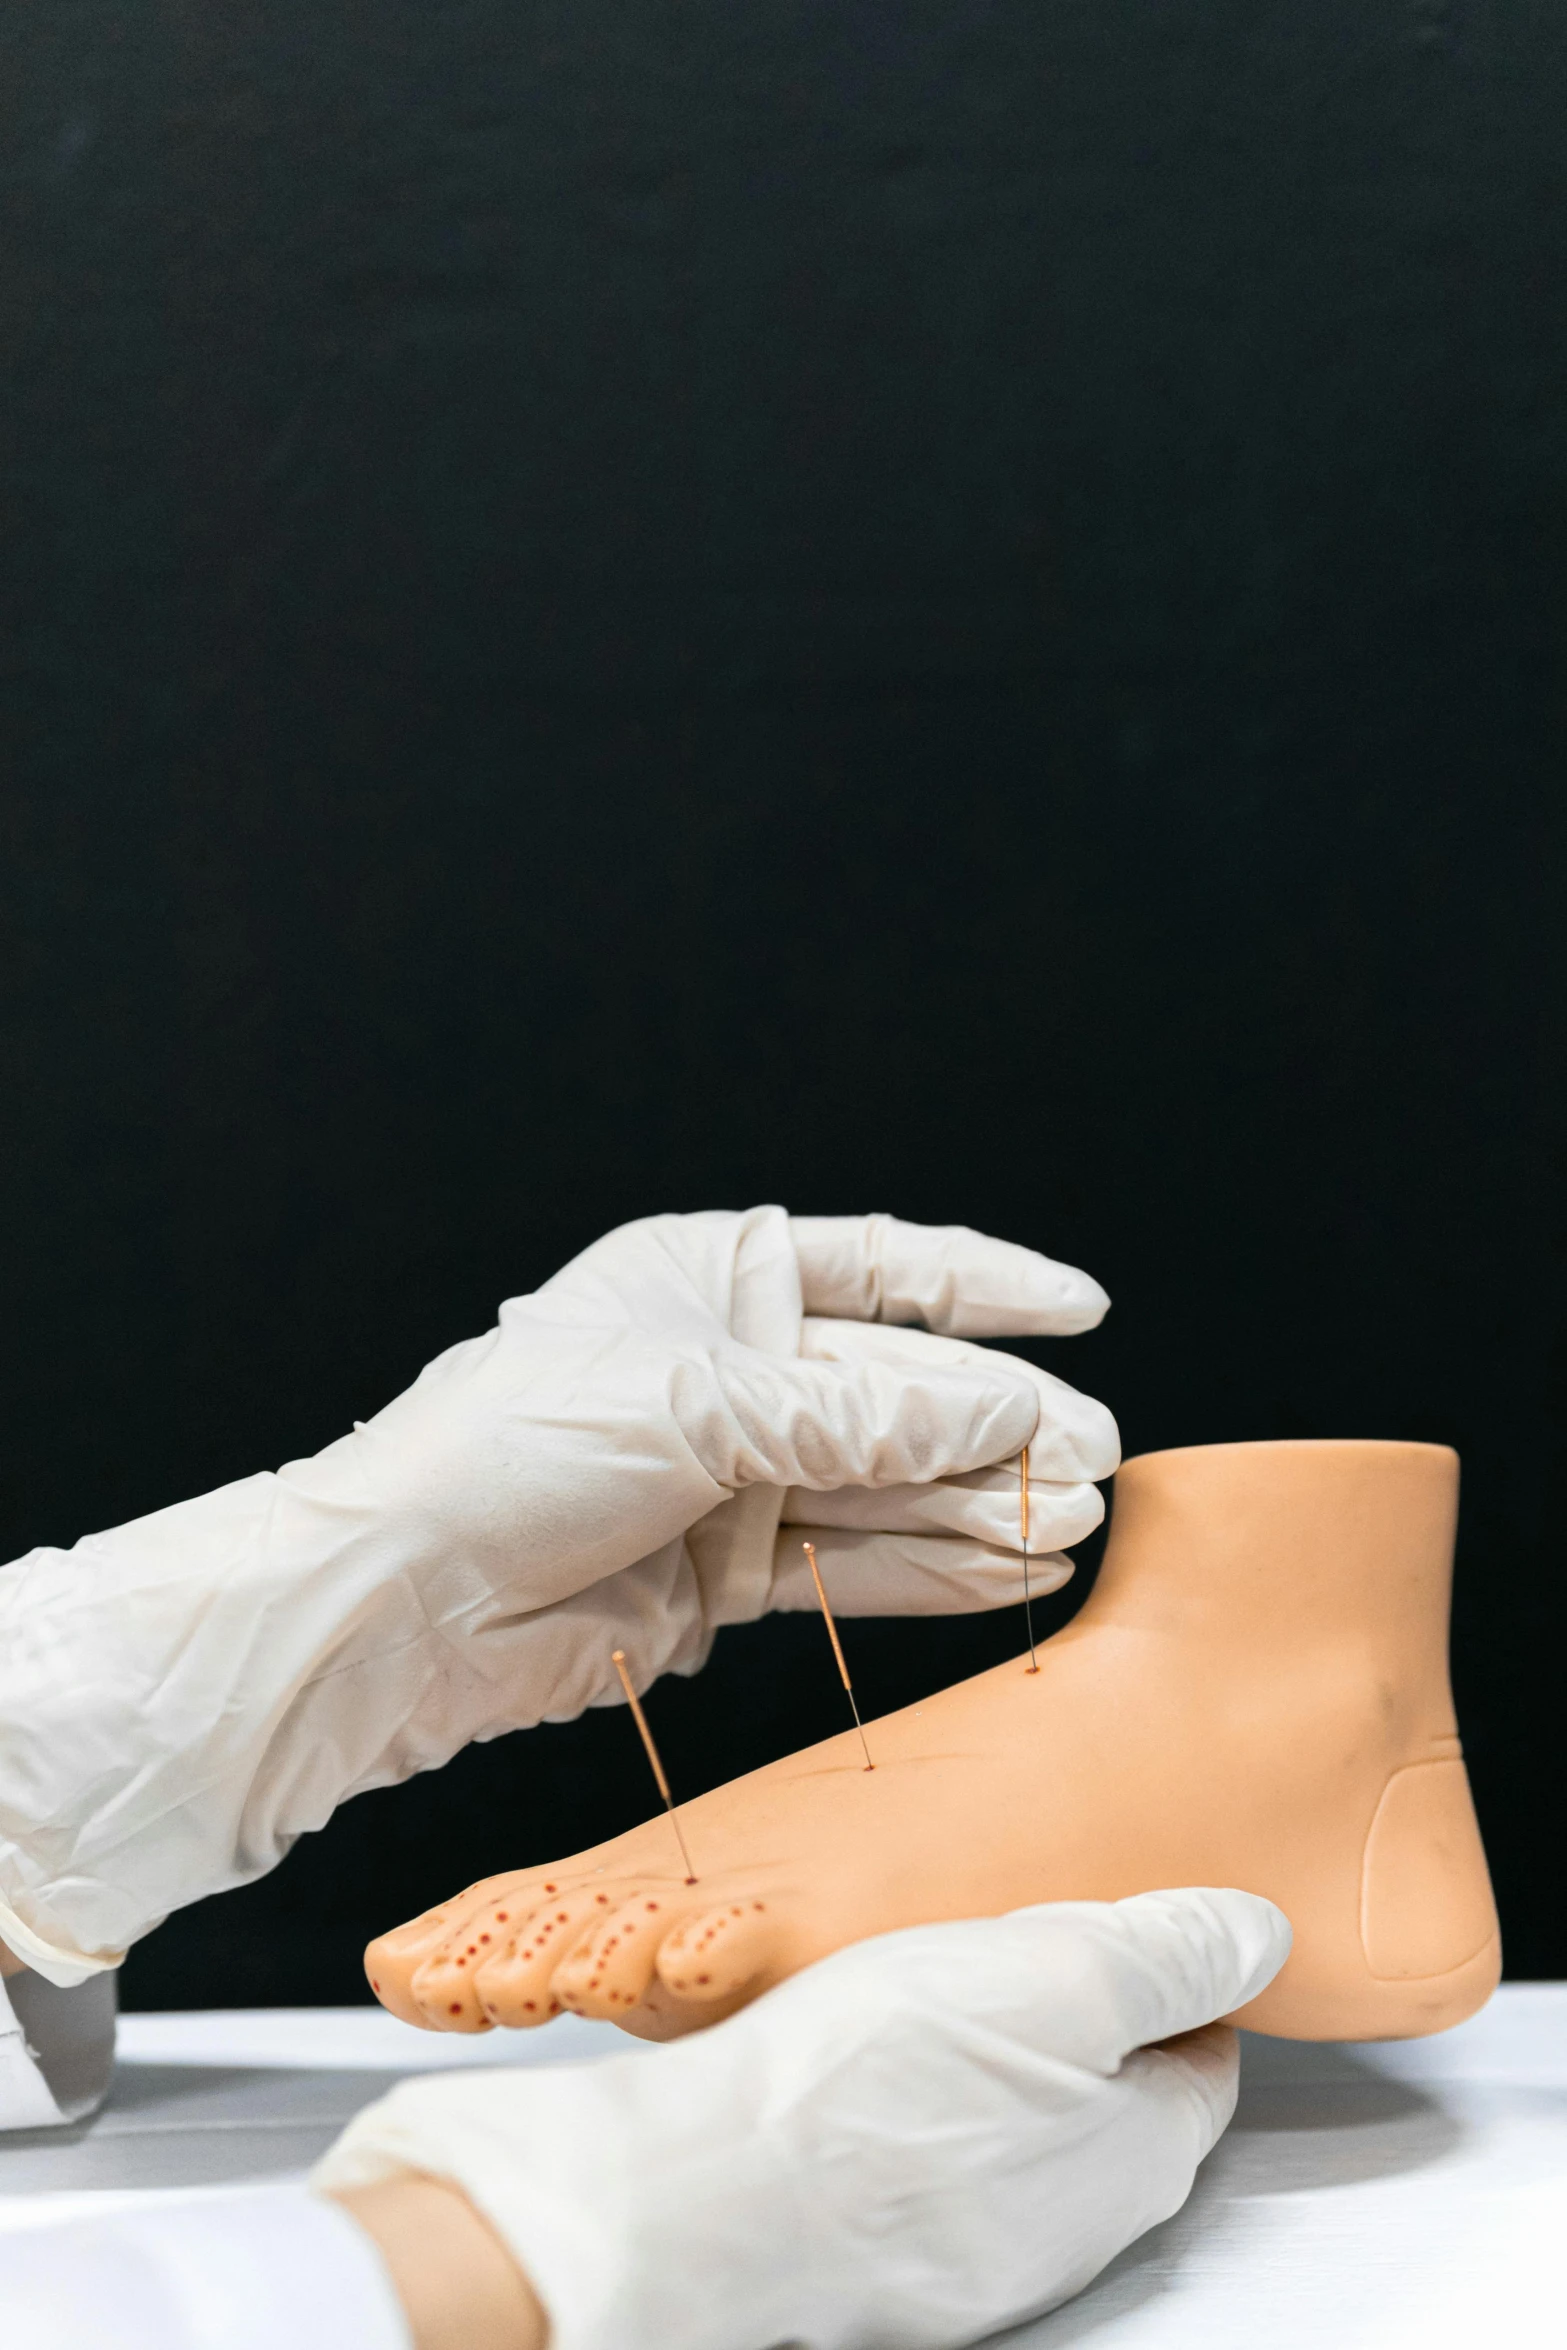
[0,2185,411,2350]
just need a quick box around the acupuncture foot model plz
[367,1440,1500,2043]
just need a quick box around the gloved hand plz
[0,1209,1115,1984]
[319,1887,1291,2350]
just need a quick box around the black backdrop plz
[4,2,1564,2005]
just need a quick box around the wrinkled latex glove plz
[318,1888,1290,2350]
[0,1209,1114,1984]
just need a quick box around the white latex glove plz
[0,1208,1115,1985]
[318,1888,1291,2350]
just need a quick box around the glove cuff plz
[0,1893,118,1988]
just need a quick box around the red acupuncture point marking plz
[449,2002,462,2014]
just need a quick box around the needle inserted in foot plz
[611,1649,698,1882]
[802,1542,875,1769]
[1020,1443,1040,1672]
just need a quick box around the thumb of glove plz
[695,1342,1040,1492]
[1000,1887,1293,2080]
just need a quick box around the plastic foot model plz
[367,1440,1500,2043]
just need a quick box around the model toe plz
[656,1899,774,2004]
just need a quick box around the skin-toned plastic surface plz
[367,1439,1500,2044]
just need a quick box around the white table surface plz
[3,1987,1564,2345]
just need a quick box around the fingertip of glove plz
[1130,1887,1294,2014]
[1220,1891,1294,2008]
[987,1372,1045,1453]
[993,1256,1110,1337]
[1046,1269,1112,1334]
[1068,1392,1121,1481]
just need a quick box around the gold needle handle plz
[802,1543,875,1768]
[611,1649,697,1880]
[1020,1443,1040,1672]
[802,1542,854,1694]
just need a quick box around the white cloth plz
[0,1210,1115,1986]
[317,1889,1291,2350]
[0,2186,410,2350]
